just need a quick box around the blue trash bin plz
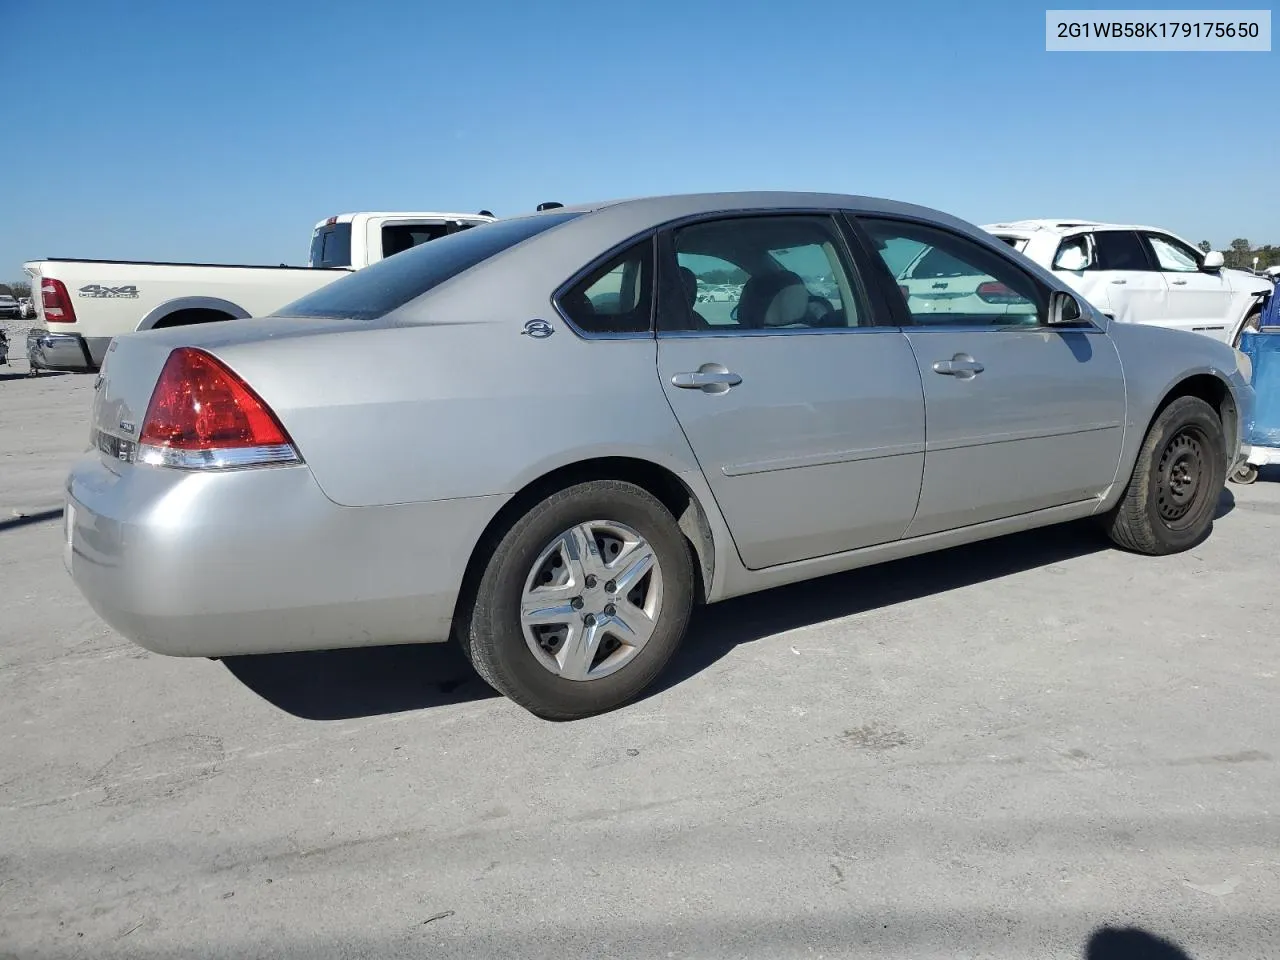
[1239,328,1280,447]
[1262,283,1280,329]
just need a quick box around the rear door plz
[1141,231,1232,340]
[651,212,926,570]
[1085,230,1170,325]
[855,215,1127,538]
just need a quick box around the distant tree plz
[9,280,31,299]
[1226,238,1253,269]
[1197,240,1212,253]
[698,268,749,284]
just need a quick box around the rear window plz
[279,213,580,321]
[310,223,353,268]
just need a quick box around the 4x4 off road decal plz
[78,284,139,299]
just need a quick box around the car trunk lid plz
[89,315,378,466]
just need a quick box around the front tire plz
[459,480,694,720]
[1104,396,1226,555]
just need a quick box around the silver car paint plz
[899,325,1126,537]
[66,192,1254,659]
[656,328,926,570]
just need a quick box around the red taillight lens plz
[976,281,1028,305]
[41,278,77,323]
[139,348,296,461]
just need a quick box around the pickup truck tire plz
[457,479,694,721]
[151,309,235,329]
[1103,395,1225,556]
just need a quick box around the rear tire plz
[458,480,694,720]
[1103,395,1226,555]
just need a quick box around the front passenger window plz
[1147,235,1201,273]
[860,218,1045,326]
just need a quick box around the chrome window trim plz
[656,325,897,340]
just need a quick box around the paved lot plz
[2,356,1278,959]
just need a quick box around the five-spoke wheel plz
[458,480,694,720]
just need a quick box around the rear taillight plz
[975,281,1028,305]
[41,278,77,323]
[137,348,300,469]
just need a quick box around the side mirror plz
[1048,290,1089,326]
[1202,250,1225,270]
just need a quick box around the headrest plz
[678,266,699,306]
[738,270,809,328]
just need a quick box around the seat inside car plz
[678,266,711,327]
[737,269,811,328]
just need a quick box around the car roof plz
[503,190,983,233]
[982,218,1179,237]
[313,211,496,228]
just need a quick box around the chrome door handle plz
[1171,279,1188,285]
[1110,278,1128,285]
[672,370,743,390]
[932,357,984,378]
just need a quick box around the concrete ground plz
[1,356,1277,960]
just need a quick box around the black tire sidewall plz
[1138,397,1226,551]
[470,481,694,719]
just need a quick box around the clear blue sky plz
[2,0,1276,281]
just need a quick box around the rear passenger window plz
[664,214,865,332]
[1092,231,1151,271]
[558,239,653,335]
[860,218,1045,326]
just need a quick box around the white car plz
[983,220,1272,346]
[22,210,495,373]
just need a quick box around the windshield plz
[279,213,581,321]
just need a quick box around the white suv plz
[983,219,1271,346]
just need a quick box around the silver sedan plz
[64,192,1255,719]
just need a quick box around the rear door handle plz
[1110,278,1128,285]
[932,357,984,378]
[672,370,743,391]
[1171,279,1188,285]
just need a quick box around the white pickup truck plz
[22,210,496,373]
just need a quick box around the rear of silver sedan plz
[64,336,500,658]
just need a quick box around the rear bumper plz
[26,329,111,372]
[64,453,507,657]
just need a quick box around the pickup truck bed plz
[22,210,495,373]
[23,259,349,372]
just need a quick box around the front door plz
[1142,231,1233,340]
[653,213,927,570]
[858,216,1127,538]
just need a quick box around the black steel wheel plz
[1104,395,1226,555]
